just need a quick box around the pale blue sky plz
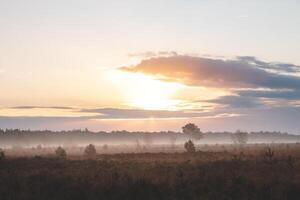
[1,0,300,66]
[0,0,300,132]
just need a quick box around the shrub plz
[84,144,97,159]
[184,140,196,153]
[55,146,67,159]
[0,149,5,161]
[263,147,275,164]
[286,155,296,169]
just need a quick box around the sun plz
[108,70,184,110]
[128,80,181,110]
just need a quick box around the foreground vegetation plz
[1,145,300,200]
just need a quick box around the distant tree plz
[182,123,203,143]
[84,144,97,159]
[34,144,43,156]
[232,130,248,146]
[103,144,108,151]
[184,140,196,153]
[143,134,153,148]
[182,123,200,135]
[142,145,147,152]
[37,144,42,150]
[170,134,177,149]
[55,146,67,159]
[135,139,142,152]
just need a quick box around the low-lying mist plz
[1,128,299,157]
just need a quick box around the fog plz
[1,129,300,157]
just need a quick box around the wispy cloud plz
[237,56,300,73]
[10,106,75,110]
[1,106,239,120]
[205,95,262,108]
[237,89,300,100]
[80,108,211,119]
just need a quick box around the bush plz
[184,140,196,153]
[84,144,97,159]
[55,147,67,159]
[263,147,275,164]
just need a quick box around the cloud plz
[237,90,300,100]
[1,107,300,133]
[10,106,75,110]
[0,116,89,131]
[80,108,212,119]
[1,107,239,120]
[121,55,300,90]
[205,95,262,108]
[237,56,300,73]
[0,107,241,130]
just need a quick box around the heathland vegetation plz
[1,145,300,200]
[1,124,300,199]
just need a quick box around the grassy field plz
[1,144,300,200]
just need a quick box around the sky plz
[1,0,300,133]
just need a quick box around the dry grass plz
[0,144,300,200]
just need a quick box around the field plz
[1,144,300,200]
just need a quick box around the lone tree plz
[184,140,196,153]
[182,123,203,142]
[84,144,97,159]
[232,130,248,147]
[55,146,67,159]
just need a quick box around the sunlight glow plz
[108,70,185,110]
